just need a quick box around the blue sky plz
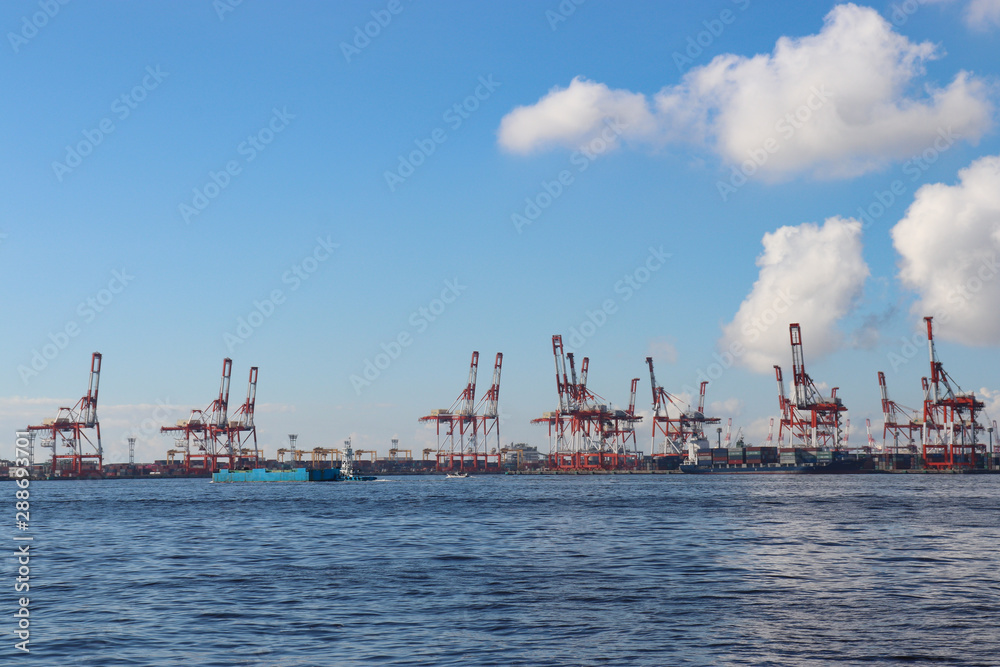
[3,0,1000,462]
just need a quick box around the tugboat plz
[339,439,377,481]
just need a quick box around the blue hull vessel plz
[212,467,376,482]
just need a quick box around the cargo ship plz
[678,445,869,474]
[679,459,866,474]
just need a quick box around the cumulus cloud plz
[497,77,656,153]
[978,386,1000,420]
[966,0,1000,28]
[719,217,870,373]
[892,155,1000,345]
[497,4,992,179]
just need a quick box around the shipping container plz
[795,448,818,464]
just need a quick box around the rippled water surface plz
[6,474,1000,666]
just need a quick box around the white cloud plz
[497,77,655,153]
[892,155,1000,345]
[669,391,695,416]
[710,397,744,417]
[719,217,870,373]
[978,386,1000,420]
[966,0,1000,28]
[0,396,74,420]
[497,4,992,179]
[744,417,775,445]
[646,337,678,364]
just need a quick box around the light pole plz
[989,427,994,470]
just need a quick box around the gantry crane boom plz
[579,357,590,403]
[552,336,569,413]
[238,366,258,428]
[790,324,822,407]
[212,358,233,426]
[80,352,102,427]
[774,365,787,415]
[480,353,503,418]
[458,351,479,415]
[646,357,659,409]
[567,353,579,409]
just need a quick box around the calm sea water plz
[5,474,1000,666]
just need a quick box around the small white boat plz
[445,472,469,478]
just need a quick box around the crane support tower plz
[531,335,642,470]
[27,352,104,478]
[774,324,847,449]
[419,351,503,471]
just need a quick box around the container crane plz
[775,324,846,449]
[420,351,501,471]
[533,336,641,470]
[876,370,921,457]
[921,317,985,468]
[161,358,240,473]
[646,357,718,460]
[27,352,104,478]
